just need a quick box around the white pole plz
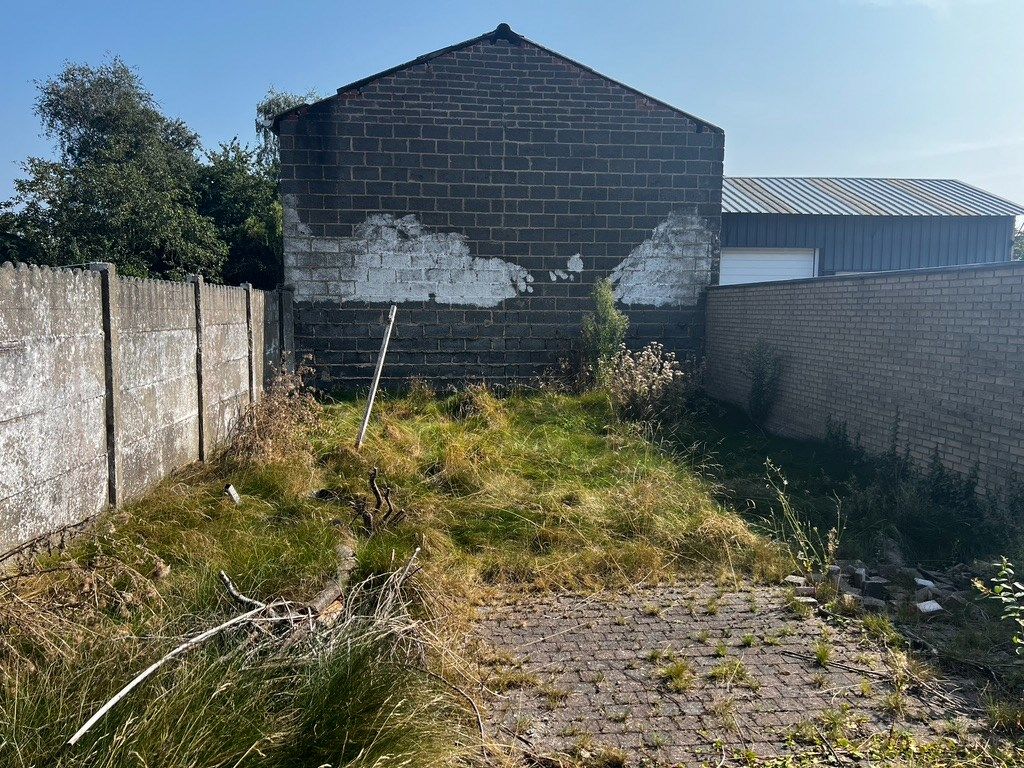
[356,305,397,450]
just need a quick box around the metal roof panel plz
[723,177,1024,216]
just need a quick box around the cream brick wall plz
[705,262,1024,491]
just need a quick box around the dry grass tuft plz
[221,363,323,469]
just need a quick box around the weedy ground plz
[1,382,1020,767]
[0,383,786,768]
[319,385,787,598]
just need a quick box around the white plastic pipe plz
[356,305,397,450]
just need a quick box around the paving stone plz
[474,582,984,766]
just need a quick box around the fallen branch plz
[814,725,843,764]
[67,550,419,748]
[369,467,384,510]
[218,570,266,610]
[353,468,406,536]
[419,667,486,743]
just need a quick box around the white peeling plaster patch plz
[290,212,535,307]
[549,253,585,282]
[609,211,715,307]
[283,194,313,238]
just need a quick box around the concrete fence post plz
[242,283,256,403]
[189,274,207,461]
[87,262,123,507]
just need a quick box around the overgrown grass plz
[1,383,789,766]
[0,464,473,767]
[0,379,474,767]
[318,386,787,595]
[2,624,462,768]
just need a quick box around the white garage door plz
[719,248,817,285]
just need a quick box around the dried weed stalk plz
[602,342,692,421]
[222,363,323,468]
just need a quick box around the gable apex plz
[271,24,722,134]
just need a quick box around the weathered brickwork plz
[704,262,1024,491]
[276,29,724,387]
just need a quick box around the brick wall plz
[704,262,1024,491]
[276,31,724,387]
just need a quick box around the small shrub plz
[222,363,322,468]
[743,339,783,425]
[581,278,629,384]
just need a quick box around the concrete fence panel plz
[0,262,294,550]
[199,283,251,452]
[116,276,200,501]
[0,264,108,546]
[704,261,1024,492]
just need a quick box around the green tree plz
[195,88,320,289]
[196,140,282,289]
[1014,222,1023,260]
[255,87,319,169]
[2,58,226,278]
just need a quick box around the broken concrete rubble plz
[785,559,984,621]
[916,600,944,615]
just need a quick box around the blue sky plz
[2,0,1023,203]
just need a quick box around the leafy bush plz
[581,278,629,384]
[975,557,1024,656]
[743,340,783,424]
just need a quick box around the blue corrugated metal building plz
[719,177,1024,284]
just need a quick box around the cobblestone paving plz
[475,584,985,766]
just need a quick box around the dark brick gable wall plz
[277,35,724,388]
